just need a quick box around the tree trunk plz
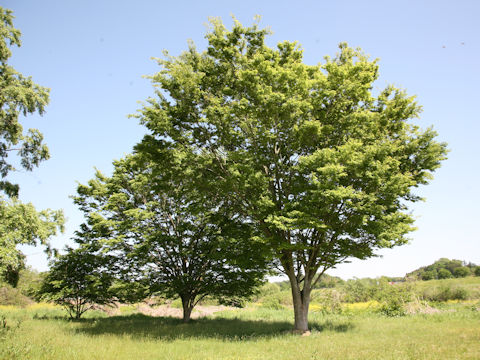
[286,269,312,332]
[181,296,194,323]
[292,295,309,332]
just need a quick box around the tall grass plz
[1,303,479,360]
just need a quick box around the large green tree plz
[0,7,50,198]
[0,7,63,283]
[134,19,448,331]
[73,151,268,322]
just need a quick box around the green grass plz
[415,276,480,293]
[1,303,479,360]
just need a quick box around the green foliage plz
[73,152,268,322]
[376,283,414,317]
[475,267,480,277]
[39,247,116,319]
[2,260,23,287]
[259,295,285,310]
[262,276,480,315]
[438,268,453,279]
[420,284,470,302]
[0,7,50,198]
[312,274,345,289]
[339,277,415,316]
[0,197,64,282]
[311,289,344,314]
[256,282,281,298]
[453,267,471,278]
[342,278,380,303]
[0,284,32,306]
[134,17,447,330]
[0,7,64,286]
[271,281,291,291]
[421,270,437,281]
[409,258,476,280]
[16,267,44,298]
[378,299,406,317]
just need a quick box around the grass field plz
[1,301,479,360]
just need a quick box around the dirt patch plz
[105,303,231,319]
[137,303,231,318]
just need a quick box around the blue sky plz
[5,0,479,279]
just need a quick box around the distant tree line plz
[407,258,480,280]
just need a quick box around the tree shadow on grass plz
[73,313,354,341]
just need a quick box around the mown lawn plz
[1,303,479,360]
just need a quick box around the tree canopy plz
[133,18,448,331]
[0,197,64,283]
[0,7,50,198]
[73,150,268,322]
[39,246,116,319]
[0,7,63,283]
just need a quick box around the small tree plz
[74,153,268,322]
[39,247,116,319]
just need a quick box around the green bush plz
[421,270,437,281]
[453,267,471,278]
[0,286,33,307]
[16,268,45,299]
[313,274,345,289]
[475,267,480,277]
[259,294,285,310]
[342,279,377,303]
[376,283,414,317]
[437,269,453,279]
[310,289,343,314]
[342,277,409,304]
[421,285,469,302]
[379,297,407,317]
[255,282,281,300]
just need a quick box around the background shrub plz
[453,267,471,278]
[310,289,343,314]
[342,279,378,303]
[421,270,437,281]
[259,295,285,310]
[421,284,470,302]
[376,283,414,317]
[438,269,453,279]
[16,268,45,299]
[0,286,33,307]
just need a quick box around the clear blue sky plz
[5,0,479,279]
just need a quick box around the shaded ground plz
[74,313,354,341]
